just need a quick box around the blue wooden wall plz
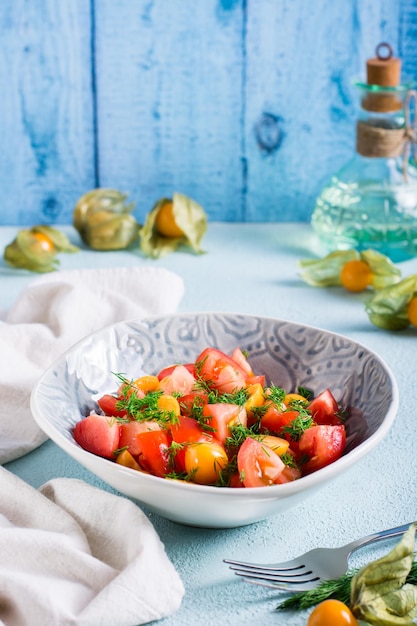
[1,0,416,225]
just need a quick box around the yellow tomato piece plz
[155,201,184,238]
[256,435,289,457]
[407,296,417,328]
[244,383,265,416]
[307,599,359,626]
[132,375,160,394]
[340,259,372,292]
[184,441,228,485]
[157,394,181,416]
[116,449,142,471]
[284,393,308,406]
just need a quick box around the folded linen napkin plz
[0,467,185,626]
[0,267,184,464]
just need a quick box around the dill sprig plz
[282,408,314,441]
[297,386,314,401]
[277,572,353,611]
[113,374,178,427]
[277,561,417,611]
[215,388,249,406]
[267,385,286,407]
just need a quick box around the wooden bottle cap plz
[362,43,402,112]
[366,42,401,87]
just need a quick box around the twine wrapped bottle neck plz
[356,89,417,179]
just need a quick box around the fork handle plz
[346,522,416,556]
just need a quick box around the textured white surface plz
[3,222,417,625]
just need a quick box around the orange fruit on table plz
[155,201,184,237]
[32,231,55,252]
[307,599,359,626]
[340,259,372,292]
[407,296,417,328]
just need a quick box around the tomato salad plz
[73,347,347,488]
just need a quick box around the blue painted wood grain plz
[0,1,95,225]
[244,0,401,221]
[0,0,415,225]
[95,0,244,222]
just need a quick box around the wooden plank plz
[94,0,244,222]
[244,0,401,222]
[399,0,417,80]
[0,1,95,225]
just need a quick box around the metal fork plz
[224,521,414,592]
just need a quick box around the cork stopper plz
[362,43,403,112]
[366,43,401,86]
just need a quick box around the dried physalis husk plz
[3,225,78,273]
[140,192,207,259]
[298,249,401,290]
[365,274,417,330]
[350,523,417,625]
[73,188,140,250]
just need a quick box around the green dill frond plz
[216,388,249,406]
[116,388,179,427]
[286,398,309,410]
[277,560,417,612]
[250,404,269,421]
[216,457,239,487]
[167,440,184,465]
[282,409,314,441]
[179,395,206,421]
[225,423,259,452]
[277,571,353,611]
[112,445,128,456]
[297,385,314,401]
[165,470,192,481]
[267,385,286,407]
[280,452,297,468]
[193,375,214,394]
[194,355,207,376]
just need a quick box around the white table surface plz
[3,222,417,626]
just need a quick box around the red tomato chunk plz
[73,347,349,488]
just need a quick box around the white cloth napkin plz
[0,467,185,626]
[0,267,185,624]
[0,266,184,464]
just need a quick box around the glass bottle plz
[311,43,417,262]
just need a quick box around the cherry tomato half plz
[184,441,228,484]
[307,599,359,626]
[196,347,247,393]
[298,424,346,474]
[308,389,343,426]
[136,430,171,477]
[237,437,285,487]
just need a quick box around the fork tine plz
[242,578,320,593]
[223,558,304,572]
[229,566,311,578]
[231,568,320,585]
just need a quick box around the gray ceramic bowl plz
[31,313,398,528]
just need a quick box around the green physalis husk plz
[73,188,141,250]
[3,225,78,273]
[139,192,207,259]
[350,523,417,625]
[365,274,417,330]
[298,249,401,290]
